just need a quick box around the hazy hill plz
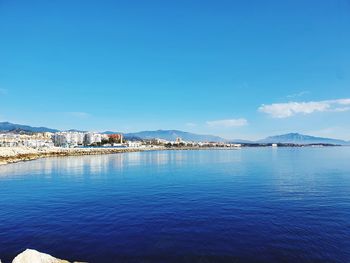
[259,133,348,145]
[0,122,59,133]
[1,122,349,145]
[123,130,226,142]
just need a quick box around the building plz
[53,132,106,147]
[127,141,142,148]
[108,134,123,144]
[175,137,183,144]
[0,133,54,148]
[84,132,102,145]
[53,132,88,147]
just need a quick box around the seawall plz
[0,146,153,166]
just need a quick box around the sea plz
[0,148,349,262]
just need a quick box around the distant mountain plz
[102,131,143,140]
[0,122,59,133]
[259,133,349,145]
[66,129,87,133]
[123,130,227,142]
[229,139,255,144]
[0,123,225,142]
[1,122,349,145]
[101,131,122,135]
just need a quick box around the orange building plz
[108,134,123,143]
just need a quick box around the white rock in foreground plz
[12,249,70,263]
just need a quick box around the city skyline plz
[1,1,350,140]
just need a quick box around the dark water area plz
[0,148,349,262]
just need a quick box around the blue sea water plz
[0,148,350,262]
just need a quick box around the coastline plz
[0,146,243,166]
[0,146,155,166]
[0,146,241,166]
[0,144,341,166]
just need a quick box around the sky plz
[0,0,350,140]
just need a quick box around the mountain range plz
[0,121,349,145]
[0,121,59,133]
[123,130,225,142]
[258,133,349,145]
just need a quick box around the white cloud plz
[259,99,350,118]
[336,98,350,105]
[206,118,248,128]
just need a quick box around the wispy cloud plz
[66,112,91,119]
[259,98,350,118]
[286,90,309,99]
[206,118,248,128]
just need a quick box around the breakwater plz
[0,147,154,166]
[0,146,241,166]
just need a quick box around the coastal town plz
[0,130,242,166]
[1,123,346,167]
[0,130,242,149]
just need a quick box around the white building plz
[84,132,102,145]
[127,141,142,148]
[228,143,242,148]
[0,133,54,148]
[52,132,105,147]
[23,139,54,148]
[72,132,85,145]
[0,134,20,147]
[52,132,86,147]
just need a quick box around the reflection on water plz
[0,150,243,178]
[0,148,350,263]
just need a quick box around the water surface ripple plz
[0,148,350,262]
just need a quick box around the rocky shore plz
[0,146,241,166]
[0,146,156,166]
[6,249,84,263]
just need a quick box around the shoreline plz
[0,146,242,166]
[0,144,342,166]
[0,147,155,166]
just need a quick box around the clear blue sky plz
[1,0,349,140]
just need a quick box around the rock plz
[12,249,70,263]
[0,146,146,166]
